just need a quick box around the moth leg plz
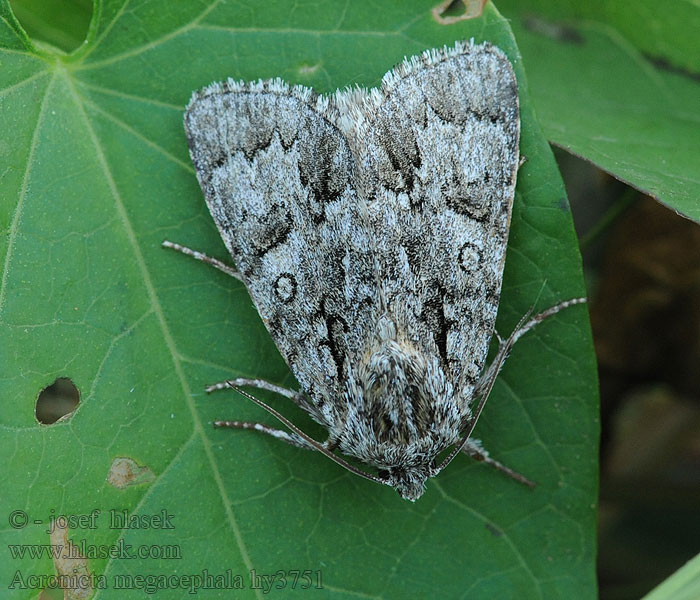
[206,377,318,416]
[460,439,535,487]
[211,380,338,453]
[213,420,320,451]
[206,377,298,399]
[162,240,242,281]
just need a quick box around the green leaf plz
[8,0,92,53]
[642,553,700,600]
[497,0,700,222]
[1,1,597,598]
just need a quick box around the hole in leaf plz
[36,378,80,424]
[432,0,487,24]
[9,0,93,54]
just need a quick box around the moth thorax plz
[362,338,433,443]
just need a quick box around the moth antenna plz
[227,384,388,486]
[433,350,506,476]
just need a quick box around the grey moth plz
[165,40,585,501]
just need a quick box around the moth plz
[165,40,585,501]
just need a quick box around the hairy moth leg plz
[162,240,242,281]
[207,377,318,415]
[213,419,320,451]
[207,377,299,400]
[209,379,331,450]
[460,439,535,487]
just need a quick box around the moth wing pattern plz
[184,80,375,423]
[342,42,520,401]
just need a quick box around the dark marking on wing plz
[421,282,452,366]
[317,297,350,377]
[252,212,293,258]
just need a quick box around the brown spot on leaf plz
[107,457,156,489]
[49,518,93,600]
